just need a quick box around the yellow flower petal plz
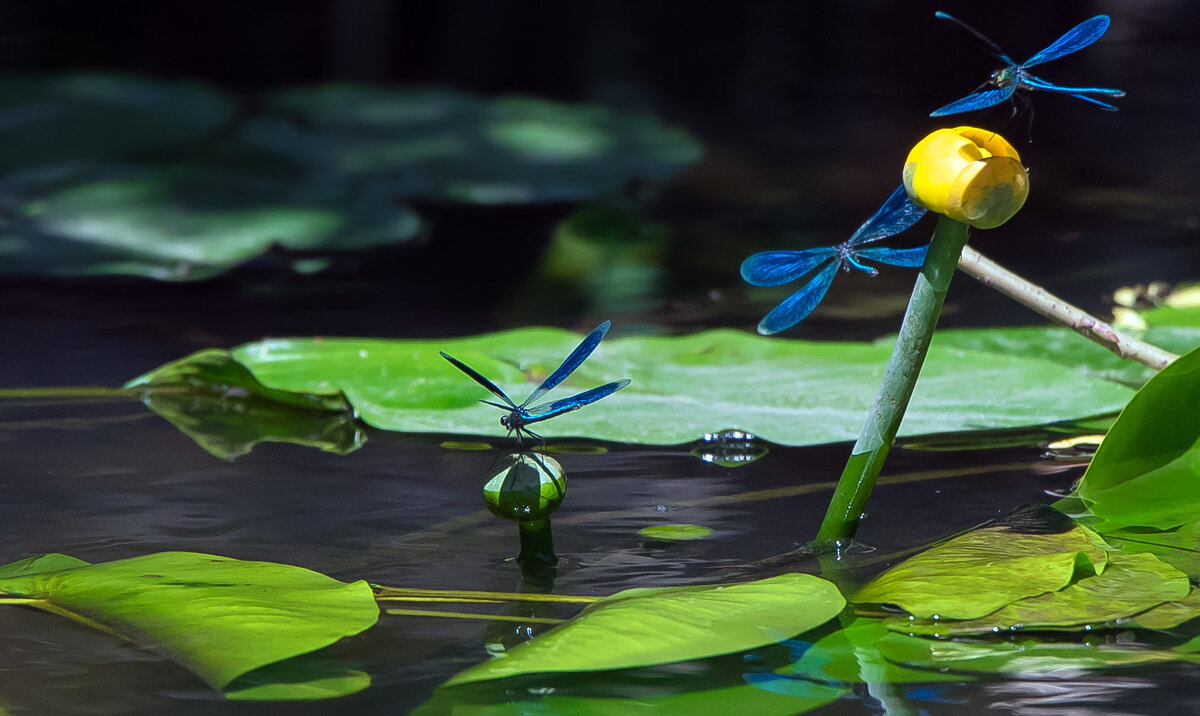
[903,127,1029,229]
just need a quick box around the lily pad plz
[443,573,844,685]
[0,552,379,697]
[0,162,422,280]
[1098,521,1200,580]
[127,349,364,459]
[0,73,233,174]
[1127,587,1200,630]
[888,551,1190,636]
[1070,345,1200,530]
[242,85,702,204]
[854,519,1109,620]
[126,328,1134,447]
[931,326,1200,387]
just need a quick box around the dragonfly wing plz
[848,185,929,246]
[930,85,1018,116]
[440,352,518,408]
[1023,15,1110,68]
[1020,74,1124,97]
[524,379,631,423]
[934,11,1015,65]
[741,248,838,287]
[523,321,611,407]
[757,259,841,335]
[855,245,930,268]
[1065,92,1120,110]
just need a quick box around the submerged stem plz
[957,245,1178,370]
[813,215,971,551]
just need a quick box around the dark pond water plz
[4,1,1200,713]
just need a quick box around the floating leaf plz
[0,162,422,280]
[127,348,363,459]
[1127,587,1200,630]
[889,551,1190,636]
[0,553,90,579]
[0,552,379,697]
[638,524,714,541]
[128,329,1134,448]
[854,516,1108,620]
[243,85,702,204]
[930,326,1200,387]
[0,73,233,173]
[1097,521,1200,580]
[443,573,844,685]
[1070,345,1200,530]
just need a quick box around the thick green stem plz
[813,215,971,551]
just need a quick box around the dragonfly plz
[930,11,1125,117]
[741,185,929,335]
[440,321,630,446]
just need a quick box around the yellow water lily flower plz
[903,127,1029,230]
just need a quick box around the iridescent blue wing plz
[740,248,838,287]
[1023,16,1110,68]
[930,85,1018,117]
[522,320,611,408]
[1020,74,1124,102]
[440,351,518,408]
[934,11,1015,65]
[847,185,929,246]
[756,259,841,335]
[524,379,631,423]
[1065,93,1121,110]
[854,245,930,268]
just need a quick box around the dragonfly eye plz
[500,415,513,429]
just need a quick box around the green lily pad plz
[1096,521,1200,580]
[1070,345,1200,530]
[0,552,379,697]
[0,553,90,578]
[854,518,1108,620]
[443,573,844,685]
[242,85,702,204]
[1127,586,1200,630]
[931,326,1200,387]
[888,551,1190,636]
[127,348,364,459]
[0,73,233,174]
[127,328,1134,447]
[1139,302,1200,328]
[0,162,422,280]
[638,524,714,541]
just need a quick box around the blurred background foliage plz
[0,0,1197,363]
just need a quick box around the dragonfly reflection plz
[931,11,1125,117]
[440,321,630,445]
[741,185,928,335]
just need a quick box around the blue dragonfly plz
[741,185,928,335]
[440,321,630,445]
[931,11,1125,117]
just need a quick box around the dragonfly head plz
[991,67,1017,86]
[500,413,516,430]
